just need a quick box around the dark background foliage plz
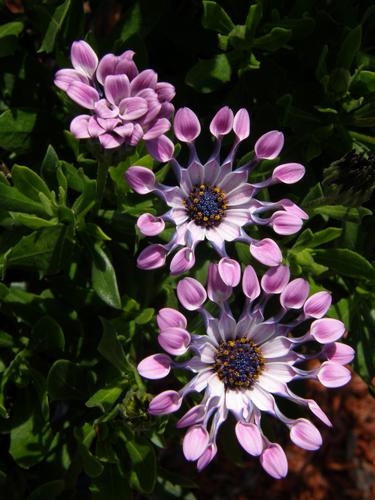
[0,0,374,498]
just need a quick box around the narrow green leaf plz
[313,249,375,280]
[38,0,71,53]
[0,21,24,38]
[202,1,234,34]
[312,205,372,222]
[86,384,123,413]
[245,2,262,40]
[337,25,362,69]
[91,244,121,309]
[9,212,56,229]
[126,439,156,494]
[253,27,291,51]
[12,165,53,203]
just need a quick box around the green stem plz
[95,156,109,216]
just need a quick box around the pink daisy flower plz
[54,40,175,149]
[125,106,307,274]
[137,264,353,478]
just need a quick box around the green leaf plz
[27,480,65,500]
[0,109,37,152]
[29,316,65,353]
[91,244,121,309]
[245,2,262,40]
[86,384,124,413]
[12,165,53,203]
[253,27,291,51]
[75,425,104,478]
[125,438,156,494]
[9,212,57,230]
[356,70,375,93]
[337,25,362,69]
[41,145,59,189]
[292,228,342,250]
[98,319,127,374]
[118,2,141,43]
[313,249,375,280]
[135,308,154,325]
[0,21,23,39]
[311,205,372,222]
[186,53,232,93]
[202,1,234,34]
[47,360,95,401]
[0,183,47,216]
[38,0,71,53]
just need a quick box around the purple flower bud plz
[272,163,305,184]
[148,390,182,415]
[323,343,355,365]
[125,166,156,194]
[255,131,284,160]
[261,265,290,294]
[71,40,98,77]
[158,327,191,355]
[157,308,187,331]
[70,115,90,139]
[136,244,167,270]
[207,263,232,303]
[197,443,217,471]
[250,238,282,267]
[310,318,345,344]
[177,405,205,428]
[137,353,172,379]
[137,213,165,236]
[146,135,174,162]
[304,291,332,318]
[235,422,263,456]
[209,106,234,138]
[174,107,201,142]
[289,419,322,451]
[218,257,241,287]
[271,211,303,235]
[280,278,310,309]
[242,265,261,301]
[177,277,207,310]
[170,247,196,275]
[233,108,250,141]
[183,425,209,461]
[260,443,288,479]
[317,361,351,388]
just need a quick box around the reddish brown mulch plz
[192,373,375,500]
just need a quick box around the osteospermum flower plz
[54,40,175,149]
[137,264,354,478]
[125,106,307,274]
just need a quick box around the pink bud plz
[174,107,201,142]
[170,247,196,275]
[137,244,167,270]
[271,211,303,235]
[207,263,232,303]
[255,131,284,160]
[157,308,187,331]
[148,390,182,415]
[261,265,290,294]
[218,257,241,287]
[125,166,156,194]
[233,108,250,141]
[209,106,234,138]
[317,361,351,388]
[71,40,98,77]
[183,425,209,461]
[310,318,345,344]
[137,354,172,379]
[177,277,207,310]
[279,199,309,220]
[260,443,288,479]
[177,405,205,428]
[235,422,263,456]
[137,213,165,236]
[280,278,310,309]
[250,238,282,267]
[272,163,305,184]
[303,291,332,318]
[323,342,355,365]
[197,443,217,471]
[146,135,174,162]
[290,419,322,451]
[158,327,191,355]
[242,265,261,301]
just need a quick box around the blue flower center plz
[214,338,264,389]
[184,184,227,228]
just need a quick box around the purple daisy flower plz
[137,264,353,478]
[54,40,175,149]
[125,106,307,274]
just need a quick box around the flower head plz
[55,40,175,149]
[137,264,353,478]
[126,106,307,273]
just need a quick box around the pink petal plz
[226,184,254,206]
[94,99,119,119]
[156,82,176,102]
[207,263,232,303]
[235,422,263,456]
[307,400,332,427]
[129,123,144,145]
[177,405,205,428]
[114,123,135,138]
[137,213,165,236]
[261,337,291,358]
[157,308,187,331]
[170,247,196,275]
[137,353,172,379]
[177,277,207,311]
[88,116,106,137]
[215,220,241,241]
[218,257,241,287]
[255,130,284,160]
[210,106,234,138]
[197,443,217,471]
[148,390,181,415]
[70,40,98,77]
[250,238,282,267]
[271,211,303,235]
[260,443,288,479]
[242,265,260,301]
[96,54,117,85]
[280,278,310,309]
[233,108,250,141]
[104,74,130,105]
[70,114,90,138]
[323,342,355,365]
[174,107,201,142]
[261,265,290,294]
[143,118,171,140]
[304,291,332,318]
[158,327,191,355]
[146,135,174,162]
[279,199,309,220]
[98,133,124,149]
[158,101,174,120]
[54,68,89,91]
[136,244,167,270]
[66,82,99,109]
[272,162,305,184]
[119,96,148,120]
[317,361,351,388]
[125,166,156,194]
[310,318,345,344]
[290,419,322,451]
[130,69,157,94]
[183,426,209,461]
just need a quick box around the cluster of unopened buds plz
[56,42,354,479]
